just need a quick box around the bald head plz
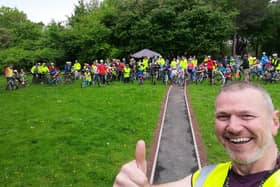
[217,81,275,114]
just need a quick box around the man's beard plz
[225,138,272,165]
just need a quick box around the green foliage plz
[0,48,64,72]
[0,28,13,49]
[13,21,43,45]
[260,2,280,54]
[107,0,236,57]
[0,6,28,29]
[181,5,234,55]
[1,0,280,69]
[226,0,276,55]
[0,6,66,69]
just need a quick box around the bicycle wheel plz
[185,72,190,82]
[178,78,184,86]
[151,75,156,85]
[6,82,12,90]
[195,72,202,84]
[81,79,86,88]
[56,78,62,85]
[250,72,259,81]
[273,72,280,82]
[213,71,225,85]
[164,74,168,85]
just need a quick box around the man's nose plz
[227,115,243,133]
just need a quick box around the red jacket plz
[97,64,107,75]
[118,63,125,72]
[207,60,215,70]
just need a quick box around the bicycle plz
[177,71,185,87]
[48,72,61,85]
[249,65,263,81]
[138,74,144,85]
[233,66,244,80]
[6,78,18,90]
[63,72,74,84]
[263,69,280,83]
[81,74,93,88]
[163,70,169,85]
[272,71,280,82]
[212,69,225,85]
[149,65,159,85]
[195,69,208,84]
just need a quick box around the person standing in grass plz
[224,63,232,85]
[5,64,14,83]
[97,60,107,85]
[123,64,131,83]
[206,56,215,84]
[271,53,279,78]
[84,69,92,86]
[261,52,269,71]
[114,81,280,187]
[241,54,250,82]
[187,58,195,82]
[73,60,81,80]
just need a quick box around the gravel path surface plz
[152,85,199,184]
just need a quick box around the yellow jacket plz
[73,62,81,71]
[123,67,131,78]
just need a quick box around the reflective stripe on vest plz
[192,165,216,187]
[192,162,280,187]
[192,162,231,187]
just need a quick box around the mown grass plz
[0,78,167,187]
[188,81,280,164]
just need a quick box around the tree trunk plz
[232,33,237,56]
[255,42,259,57]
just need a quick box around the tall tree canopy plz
[0,0,280,71]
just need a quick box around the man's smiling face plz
[215,88,278,165]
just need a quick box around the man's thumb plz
[135,140,147,173]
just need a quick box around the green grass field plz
[188,82,280,164]
[0,78,167,186]
[0,77,279,186]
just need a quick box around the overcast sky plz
[0,0,90,24]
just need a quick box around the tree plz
[0,28,13,49]
[231,0,271,55]
[259,1,280,54]
[0,6,27,29]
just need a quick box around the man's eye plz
[217,115,229,121]
[241,115,254,120]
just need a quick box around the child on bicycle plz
[18,68,28,86]
[137,63,145,85]
[49,64,60,84]
[224,63,232,84]
[85,69,92,86]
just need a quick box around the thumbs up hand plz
[135,140,147,174]
[113,140,150,187]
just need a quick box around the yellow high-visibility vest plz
[192,162,280,187]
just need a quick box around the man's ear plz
[272,110,280,136]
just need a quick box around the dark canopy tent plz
[130,49,162,58]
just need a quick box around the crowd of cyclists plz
[4,51,280,90]
[4,64,29,90]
